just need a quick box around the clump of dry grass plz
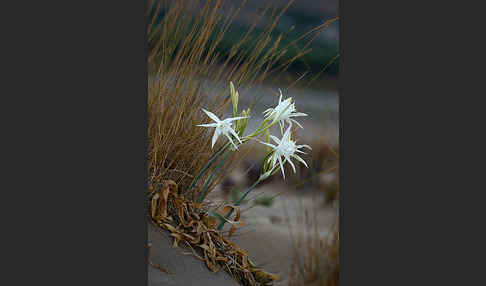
[308,139,339,205]
[286,136,339,204]
[289,215,339,286]
[147,0,305,199]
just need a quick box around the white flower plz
[263,89,307,133]
[260,126,311,179]
[198,109,246,149]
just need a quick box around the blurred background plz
[149,0,339,80]
[215,0,339,77]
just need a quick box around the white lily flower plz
[263,89,307,133]
[198,109,247,149]
[259,126,311,179]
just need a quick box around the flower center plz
[218,121,232,132]
[273,99,294,120]
[278,140,296,156]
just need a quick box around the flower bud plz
[230,81,238,117]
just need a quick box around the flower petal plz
[290,119,303,129]
[286,155,296,173]
[298,144,312,150]
[223,116,248,123]
[277,155,286,179]
[225,133,238,149]
[292,154,308,168]
[260,141,277,150]
[228,127,243,144]
[211,129,221,148]
[197,123,218,127]
[272,152,278,168]
[283,126,292,141]
[270,135,281,145]
[202,109,221,122]
[291,112,308,117]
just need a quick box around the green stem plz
[189,142,230,191]
[244,120,273,139]
[215,162,285,230]
[235,179,261,206]
[195,150,232,212]
[216,178,261,230]
[244,102,292,139]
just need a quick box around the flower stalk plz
[188,142,231,192]
[196,82,312,233]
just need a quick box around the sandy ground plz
[148,223,240,286]
[210,181,338,285]
[148,182,338,286]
